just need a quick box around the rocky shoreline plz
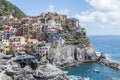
[2,53,120,80]
[60,60,96,68]
[97,53,120,71]
[2,64,69,80]
[1,45,120,80]
[2,63,89,80]
[1,43,97,80]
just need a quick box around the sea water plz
[64,36,120,80]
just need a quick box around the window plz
[19,38,20,41]
[29,26,32,30]
[24,27,28,32]
[17,43,20,46]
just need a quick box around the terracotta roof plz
[27,38,37,42]
[4,30,9,32]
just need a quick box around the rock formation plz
[2,64,69,80]
[33,63,69,80]
[47,41,96,66]
[98,53,120,70]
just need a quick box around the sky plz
[7,0,120,35]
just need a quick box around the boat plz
[93,69,100,73]
[75,64,79,66]
[79,77,90,80]
[63,71,68,74]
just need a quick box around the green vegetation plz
[6,50,13,55]
[62,24,88,47]
[0,27,3,30]
[81,27,86,36]
[62,25,74,33]
[0,0,26,18]
[66,25,74,32]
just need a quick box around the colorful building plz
[34,41,50,56]
[9,36,26,54]
[67,18,79,28]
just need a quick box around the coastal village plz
[1,0,120,80]
[0,12,90,80]
[0,12,83,55]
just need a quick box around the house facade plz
[9,36,26,54]
[34,41,50,56]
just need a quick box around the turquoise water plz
[64,36,120,80]
[89,36,120,62]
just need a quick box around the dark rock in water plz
[97,53,106,61]
[98,53,120,70]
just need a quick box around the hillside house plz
[9,36,26,54]
[34,41,50,56]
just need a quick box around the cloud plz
[59,9,69,15]
[98,25,105,29]
[76,11,120,24]
[47,4,69,15]
[86,0,120,11]
[75,0,120,35]
[48,4,55,12]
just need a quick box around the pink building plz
[9,36,26,54]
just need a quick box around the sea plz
[63,36,120,80]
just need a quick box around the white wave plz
[96,51,111,59]
[96,52,101,57]
[69,75,81,80]
[96,51,120,63]
[103,53,117,62]
[96,51,110,56]
[63,71,68,74]
[68,75,90,80]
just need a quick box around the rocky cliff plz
[46,38,96,67]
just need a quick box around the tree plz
[6,50,13,55]
[81,27,86,36]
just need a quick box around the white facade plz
[47,20,55,29]
[2,39,10,52]
[35,41,50,56]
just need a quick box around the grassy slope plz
[0,0,26,18]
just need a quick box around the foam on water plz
[96,51,119,63]
[68,75,80,80]
[89,36,120,62]
[104,53,119,63]
[68,75,90,80]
